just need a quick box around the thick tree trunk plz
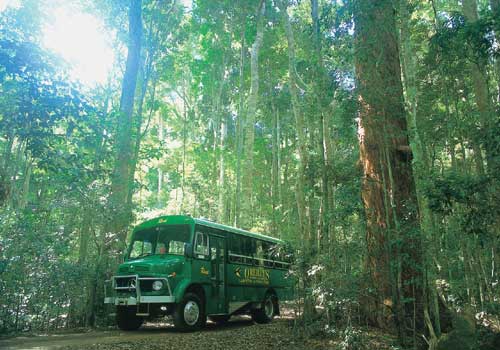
[354,0,423,341]
[241,0,265,229]
[108,0,142,244]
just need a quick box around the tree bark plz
[218,115,227,222]
[234,23,246,227]
[398,0,442,337]
[491,0,500,103]
[311,0,335,253]
[280,0,310,246]
[354,0,423,340]
[108,0,142,245]
[463,0,498,175]
[241,0,265,229]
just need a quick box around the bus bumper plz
[104,275,175,305]
[104,295,175,305]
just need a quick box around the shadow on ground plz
[0,316,262,350]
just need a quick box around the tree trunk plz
[354,0,423,341]
[271,100,281,237]
[241,0,265,229]
[280,0,310,246]
[398,0,443,337]
[489,0,500,104]
[463,0,498,175]
[218,116,226,222]
[280,0,316,322]
[157,110,164,207]
[311,0,335,253]
[234,24,246,227]
[108,0,142,245]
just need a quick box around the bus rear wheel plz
[251,294,277,324]
[173,292,207,331]
[116,306,144,331]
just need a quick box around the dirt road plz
[0,317,324,350]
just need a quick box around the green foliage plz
[0,1,498,348]
[425,172,498,238]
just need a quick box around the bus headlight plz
[152,280,163,291]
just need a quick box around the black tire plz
[116,306,144,331]
[173,292,207,331]
[208,315,230,325]
[251,294,277,324]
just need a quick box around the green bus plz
[104,215,294,331]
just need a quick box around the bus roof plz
[134,215,283,244]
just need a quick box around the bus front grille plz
[115,276,137,290]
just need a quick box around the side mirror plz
[184,243,194,258]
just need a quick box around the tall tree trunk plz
[108,0,142,245]
[489,0,500,104]
[98,2,142,323]
[212,56,226,222]
[354,0,423,342]
[234,24,246,227]
[311,0,335,253]
[157,110,164,207]
[241,0,265,229]
[280,0,315,322]
[280,0,310,246]
[463,0,498,175]
[399,0,442,339]
[271,100,281,237]
[127,53,157,210]
[218,116,227,222]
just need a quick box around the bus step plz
[136,313,149,316]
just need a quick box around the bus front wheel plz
[251,294,277,324]
[173,292,207,331]
[116,306,144,331]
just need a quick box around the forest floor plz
[0,316,401,350]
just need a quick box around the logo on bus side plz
[234,266,270,285]
[200,266,209,275]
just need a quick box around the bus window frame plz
[226,235,291,270]
[194,231,210,260]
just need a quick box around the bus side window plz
[263,241,275,267]
[274,244,291,269]
[241,237,252,265]
[256,240,264,266]
[194,231,209,258]
[249,239,257,265]
[229,235,241,263]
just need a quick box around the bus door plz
[209,235,227,314]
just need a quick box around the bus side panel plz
[190,257,216,313]
[226,262,248,305]
[227,263,272,304]
[271,268,294,301]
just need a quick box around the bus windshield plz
[128,224,191,259]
